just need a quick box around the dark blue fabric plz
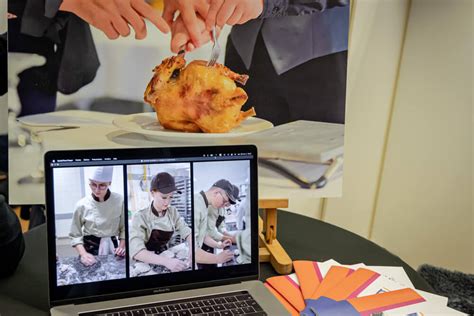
[9,0,100,95]
[0,135,7,173]
[17,72,57,117]
[301,297,360,316]
[225,35,346,125]
[232,0,349,74]
[0,195,25,278]
[262,0,349,18]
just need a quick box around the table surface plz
[0,210,433,315]
[8,111,343,207]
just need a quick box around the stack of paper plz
[265,259,465,315]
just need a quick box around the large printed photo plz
[7,0,349,212]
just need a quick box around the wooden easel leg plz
[258,199,293,275]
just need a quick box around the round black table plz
[0,211,433,315]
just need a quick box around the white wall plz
[319,0,473,273]
[322,0,411,237]
[371,0,473,273]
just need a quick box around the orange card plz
[310,266,353,300]
[264,283,300,316]
[266,275,306,311]
[293,260,323,300]
[323,268,380,301]
[348,288,425,315]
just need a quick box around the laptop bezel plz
[44,145,259,307]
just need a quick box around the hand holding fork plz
[207,26,221,67]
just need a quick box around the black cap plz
[213,179,239,204]
[150,172,181,194]
[231,184,241,203]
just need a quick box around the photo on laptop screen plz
[127,163,193,277]
[52,165,126,286]
[193,160,252,269]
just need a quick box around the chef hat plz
[90,166,114,183]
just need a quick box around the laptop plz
[44,145,289,315]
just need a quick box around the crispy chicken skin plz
[144,55,256,133]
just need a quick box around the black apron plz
[145,229,174,254]
[198,210,226,269]
[216,215,226,228]
[83,235,118,256]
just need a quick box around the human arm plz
[69,204,85,247]
[15,0,169,41]
[203,235,231,249]
[115,239,126,257]
[134,249,187,272]
[171,207,192,243]
[170,12,214,53]
[222,232,236,244]
[129,210,187,271]
[59,0,170,39]
[206,209,225,242]
[73,244,97,266]
[115,200,126,256]
[163,0,210,48]
[205,0,264,30]
[69,204,97,266]
[195,247,233,264]
[205,0,348,29]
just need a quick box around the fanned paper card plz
[265,275,306,312]
[310,266,353,300]
[264,283,299,316]
[293,261,323,300]
[264,261,440,316]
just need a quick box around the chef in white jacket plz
[69,166,125,266]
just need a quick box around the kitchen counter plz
[56,255,126,286]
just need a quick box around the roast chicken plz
[144,55,256,133]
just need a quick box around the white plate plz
[112,112,273,140]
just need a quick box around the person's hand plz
[163,0,211,47]
[224,235,236,244]
[59,0,170,40]
[80,253,97,266]
[216,250,234,263]
[115,240,126,257]
[205,0,264,31]
[164,257,188,272]
[170,14,215,53]
[218,239,232,249]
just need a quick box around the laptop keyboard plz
[80,291,267,316]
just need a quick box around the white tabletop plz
[8,111,342,216]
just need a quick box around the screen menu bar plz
[49,153,254,167]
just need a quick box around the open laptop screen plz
[44,145,258,306]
